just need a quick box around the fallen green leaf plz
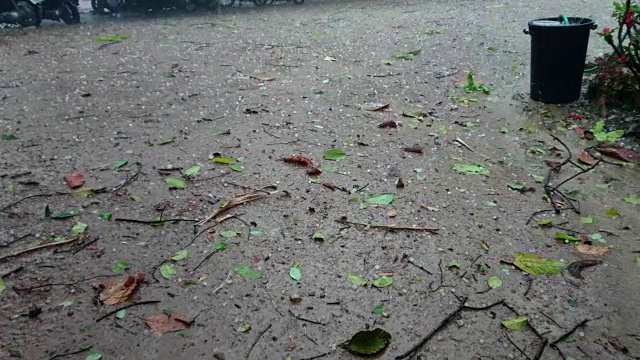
[372,305,384,314]
[462,72,491,94]
[347,273,368,286]
[95,33,129,42]
[323,164,338,173]
[487,275,502,289]
[595,183,610,189]
[502,315,528,330]
[394,48,421,60]
[514,253,564,276]
[605,207,621,217]
[372,276,393,288]
[58,300,73,308]
[555,232,581,243]
[623,195,640,205]
[113,159,128,170]
[250,230,263,237]
[589,233,605,243]
[171,249,188,261]
[423,28,443,35]
[235,264,262,279]
[184,165,201,177]
[448,259,460,270]
[115,309,127,319]
[402,108,427,119]
[86,353,103,360]
[165,177,186,189]
[213,241,227,251]
[164,70,176,78]
[323,148,347,160]
[537,219,553,227]
[71,187,95,198]
[236,323,251,333]
[289,266,301,281]
[367,194,395,205]
[312,231,325,241]
[1,133,17,141]
[45,206,79,219]
[507,182,525,191]
[533,175,544,183]
[220,230,238,238]
[229,164,244,172]
[454,163,490,176]
[346,328,392,355]
[0,277,5,294]
[213,157,232,164]
[636,256,640,267]
[160,263,177,279]
[100,212,112,221]
[309,177,322,184]
[72,222,88,235]
[111,260,128,273]
[500,127,509,134]
[580,216,595,224]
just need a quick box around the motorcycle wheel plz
[219,0,234,7]
[292,0,303,4]
[60,0,80,24]
[16,0,41,27]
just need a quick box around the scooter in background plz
[0,0,41,27]
[35,0,80,24]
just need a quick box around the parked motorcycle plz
[0,0,41,27]
[219,0,267,7]
[35,0,80,24]
[264,0,303,4]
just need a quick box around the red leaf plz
[63,173,84,189]
[578,151,598,165]
[145,312,191,336]
[598,146,640,164]
[306,166,322,175]
[403,145,424,154]
[322,182,336,191]
[378,119,398,128]
[283,155,314,167]
[567,114,585,120]
[573,127,586,135]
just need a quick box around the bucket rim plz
[528,16,595,28]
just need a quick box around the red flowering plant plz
[587,0,640,107]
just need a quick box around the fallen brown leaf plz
[322,182,336,191]
[546,160,563,171]
[598,146,640,164]
[306,166,322,176]
[576,244,611,257]
[403,145,424,154]
[363,102,390,112]
[145,312,192,336]
[378,119,398,128]
[608,336,629,353]
[197,190,268,225]
[63,172,84,189]
[99,274,145,305]
[578,151,598,165]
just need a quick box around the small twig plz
[193,250,225,273]
[408,259,433,275]
[524,278,534,297]
[212,270,233,295]
[428,259,445,292]
[13,273,118,292]
[395,299,505,359]
[526,209,556,225]
[0,236,82,263]
[262,127,281,139]
[288,309,325,325]
[367,72,401,78]
[539,311,563,329]
[246,323,272,359]
[72,237,99,254]
[0,193,66,213]
[550,319,591,347]
[96,300,161,322]
[47,344,93,360]
[1,266,24,278]
[114,217,198,225]
[0,233,32,247]
[455,137,490,159]
[504,333,532,360]
[353,183,370,193]
[300,352,331,360]
[111,162,141,192]
[97,40,122,50]
[336,218,438,234]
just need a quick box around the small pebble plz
[479,339,485,344]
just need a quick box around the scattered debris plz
[344,328,391,355]
[336,217,438,234]
[145,311,192,336]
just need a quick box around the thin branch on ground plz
[114,217,198,225]
[246,323,272,359]
[300,352,331,360]
[367,72,401,77]
[524,278,534,297]
[336,218,439,234]
[72,237,100,254]
[455,137,490,159]
[13,273,119,292]
[47,344,93,360]
[262,127,281,138]
[407,259,433,275]
[0,192,67,214]
[1,266,24,278]
[0,236,82,263]
[428,259,445,292]
[96,300,161,322]
[111,162,142,192]
[539,311,563,329]
[550,319,591,347]
[212,270,233,295]
[288,309,326,325]
[395,299,505,359]
[504,333,532,360]
[192,250,225,273]
[0,233,32,247]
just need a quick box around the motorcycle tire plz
[252,0,266,6]
[15,0,41,27]
[60,0,80,24]
[292,0,303,4]
[219,0,234,7]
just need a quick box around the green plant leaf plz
[95,33,129,42]
[115,309,127,319]
[487,275,502,289]
[59,300,74,308]
[514,253,564,276]
[250,230,263,237]
[500,127,509,134]
[113,159,128,169]
[502,316,528,330]
[236,323,251,333]
[589,233,605,243]
[367,194,395,205]
[164,70,176,78]
[454,163,489,176]
[372,277,393,288]
[636,256,640,267]
[394,49,421,60]
[235,264,262,279]
[72,222,88,235]
[171,249,188,261]
[533,175,544,183]
[323,164,338,173]
[229,164,245,172]
[213,241,227,251]
[100,212,112,221]
[372,305,384,314]
[70,187,95,198]
[220,230,238,238]
[580,216,595,224]
[1,133,17,141]
[596,183,610,189]
[347,273,368,286]
[0,277,5,294]
[86,353,103,360]
[623,195,640,205]
[346,328,392,355]
[323,148,346,160]
[605,207,621,217]
[165,178,186,189]
[289,266,301,281]
[213,157,232,164]
[312,231,325,241]
[555,232,581,243]
[111,260,128,273]
[537,219,553,227]
[160,264,177,279]
[402,108,427,118]
[507,182,525,191]
[45,206,79,219]
[447,259,460,270]
[184,165,201,177]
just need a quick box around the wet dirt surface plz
[1,0,639,359]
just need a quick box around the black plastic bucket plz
[524,17,597,104]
